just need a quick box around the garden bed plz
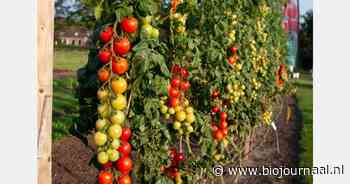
[52,96,303,184]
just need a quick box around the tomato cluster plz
[210,90,230,141]
[161,148,185,184]
[159,64,195,135]
[95,16,138,184]
[227,46,239,65]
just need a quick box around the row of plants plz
[77,0,291,183]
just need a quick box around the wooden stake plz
[37,0,53,183]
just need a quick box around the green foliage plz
[77,0,290,183]
[53,78,79,141]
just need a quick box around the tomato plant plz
[78,0,291,183]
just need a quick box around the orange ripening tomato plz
[112,57,129,75]
[98,69,110,82]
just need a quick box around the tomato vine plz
[77,0,292,183]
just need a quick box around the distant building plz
[54,26,92,48]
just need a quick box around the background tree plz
[298,10,313,70]
[55,0,95,29]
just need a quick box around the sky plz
[300,0,313,15]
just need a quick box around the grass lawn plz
[54,48,88,71]
[53,48,88,140]
[295,72,313,184]
[53,78,79,141]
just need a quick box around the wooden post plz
[37,0,53,183]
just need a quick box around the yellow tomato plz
[176,111,187,122]
[112,94,127,110]
[111,78,128,94]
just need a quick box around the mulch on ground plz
[52,96,303,184]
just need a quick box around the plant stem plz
[185,136,192,154]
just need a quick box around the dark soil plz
[52,135,98,184]
[223,96,303,184]
[52,97,303,184]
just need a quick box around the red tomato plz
[118,141,132,156]
[112,57,129,75]
[169,87,180,98]
[211,123,218,131]
[220,112,228,121]
[114,38,131,55]
[98,171,113,184]
[180,68,189,78]
[98,50,111,64]
[222,127,228,136]
[121,16,138,33]
[169,167,180,178]
[171,64,181,73]
[121,128,132,142]
[175,152,185,162]
[101,162,113,170]
[180,81,190,91]
[211,90,220,98]
[219,120,228,129]
[168,97,179,107]
[116,156,133,175]
[171,78,181,88]
[211,106,220,113]
[118,175,132,184]
[100,27,114,43]
[230,47,238,53]
[213,129,224,140]
[98,69,110,82]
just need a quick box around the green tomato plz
[187,126,194,133]
[112,95,127,110]
[150,27,160,38]
[142,24,153,37]
[173,121,181,130]
[108,124,122,139]
[110,139,121,149]
[97,151,109,164]
[178,16,186,24]
[94,132,107,146]
[160,105,168,114]
[185,107,194,114]
[107,149,120,162]
[110,110,125,125]
[97,89,109,101]
[168,108,176,115]
[142,15,153,25]
[98,104,110,118]
[96,119,108,130]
